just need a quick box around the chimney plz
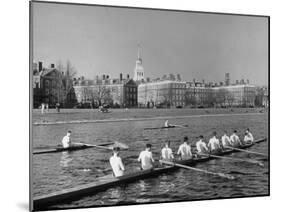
[106,75,109,79]
[247,79,249,84]
[62,72,64,75]
[193,78,196,83]
[127,74,130,79]
[236,80,239,85]
[120,73,123,81]
[102,75,105,80]
[38,61,43,71]
[51,64,55,68]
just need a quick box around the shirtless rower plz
[208,131,222,153]
[109,147,125,177]
[230,130,243,147]
[244,128,254,144]
[177,136,193,160]
[221,130,232,148]
[196,135,209,155]
[138,144,155,170]
[61,130,72,148]
[161,140,174,161]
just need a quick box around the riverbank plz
[33,107,266,125]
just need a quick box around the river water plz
[32,110,268,210]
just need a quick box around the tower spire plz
[137,44,141,60]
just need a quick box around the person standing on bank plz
[138,144,155,170]
[109,147,125,177]
[62,130,72,148]
[177,136,193,160]
[41,103,45,114]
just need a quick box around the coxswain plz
[177,136,193,160]
[221,130,232,148]
[230,130,243,147]
[61,130,72,148]
[109,147,125,177]
[208,131,222,153]
[138,143,155,170]
[244,128,254,144]
[161,140,174,161]
[196,135,209,154]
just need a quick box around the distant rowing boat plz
[33,142,129,155]
[144,124,188,130]
[33,138,267,210]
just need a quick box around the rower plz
[221,130,232,148]
[196,135,209,155]
[61,130,72,148]
[109,147,125,177]
[177,136,193,160]
[230,130,243,147]
[164,120,170,128]
[208,131,222,153]
[138,143,155,170]
[244,128,254,144]
[161,140,174,161]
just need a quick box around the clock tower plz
[133,45,145,82]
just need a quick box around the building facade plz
[73,76,138,108]
[213,85,256,107]
[185,82,214,107]
[33,62,73,108]
[138,80,186,108]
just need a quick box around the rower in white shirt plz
[164,120,171,128]
[138,144,155,170]
[244,128,254,144]
[109,147,125,177]
[161,140,174,161]
[230,130,243,147]
[196,135,209,154]
[177,136,193,160]
[61,130,72,148]
[221,130,232,148]
[208,131,222,153]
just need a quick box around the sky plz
[32,2,268,85]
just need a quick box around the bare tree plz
[225,91,235,107]
[92,86,113,106]
[214,89,226,107]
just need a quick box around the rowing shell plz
[144,124,188,130]
[33,138,267,210]
[33,142,128,155]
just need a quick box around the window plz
[45,80,49,87]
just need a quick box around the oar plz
[113,141,129,150]
[74,141,129,150]
[159,160,235,180]
[171,124,188,128]
[198,153,264,167]
[225,146,267,157]
[73,142,113,150]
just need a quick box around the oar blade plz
[113,141,129,150]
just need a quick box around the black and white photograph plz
[30,1,269,211]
